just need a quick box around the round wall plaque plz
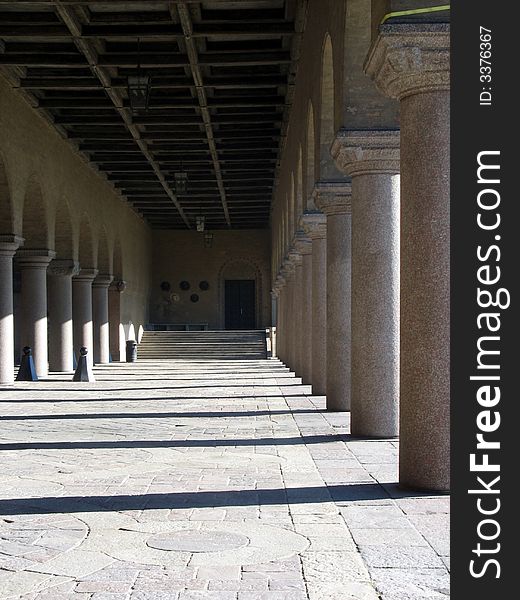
[179,281,190,290]
[160,281,171,291]
[199,280,209,291]
[190,293,199,303]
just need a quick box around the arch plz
[0,153,13,234]
[22,175,49,248]
[218,257,263,329]
[53,198,74,259]
[97,226,111,275]
[319,33,337,179]
[306,101,317,209]
[78,215,95,269]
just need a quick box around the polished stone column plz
[16,249,55,377]
[287,250,302,376]
[295,226,313,385]
[0,235,23,384]
[270,289,278,358]
[108,279,126,362]
[314,184,352,412]
[276,276,287,363]
[93,274,113,364]
[332,130,400,436]
[301,213,327,395]
[72,269,98,366]
[282,261,296,371]
[48,259,79,372]
[365,23,450,490]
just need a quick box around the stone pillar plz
[365,23,450,490]
[294,226,313,385]
[108,279,126,362]
[93,274,113,364]
[332,131,400,436]
[301,213,327,395]
[72,269,98,366]
[16,249,55,377]
[270,289,278,358]
[276,276,287,363]
[282,261,296,371]
[48,260,80,372]
[287,251,302,376]
[0,235,23,384]
[314,184,352,412]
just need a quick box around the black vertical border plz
[451,2,518,597]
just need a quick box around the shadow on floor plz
[0,409,320,421]
[0,433,372,451]
[0,483,434,516]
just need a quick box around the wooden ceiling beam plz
[54,3,190,227]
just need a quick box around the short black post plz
[16,346,38,381]
[72,347,95,382]
[126,340,137,363]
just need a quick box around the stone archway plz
[218,258,263,330]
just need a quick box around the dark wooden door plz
[225,280,256,329]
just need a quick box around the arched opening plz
[78,216,95,270]
[319,34,340,180]
[0,153,13,234]
[306,102,317,209]
[54,198,74,259]
[22,175,49,249]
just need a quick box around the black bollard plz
[16,346,38,381]
[72,347,95,382]
[126,340,137,363]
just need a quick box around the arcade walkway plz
[0,360,449,600]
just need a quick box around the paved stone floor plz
[0,359,450,600]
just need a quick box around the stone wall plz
[0,75,152,343]
[150,230,271,329]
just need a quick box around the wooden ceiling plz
[0,0,305,229]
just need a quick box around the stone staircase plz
[138,330,268,360]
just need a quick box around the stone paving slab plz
[0,359,450,599]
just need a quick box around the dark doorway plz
[225,280,256,330]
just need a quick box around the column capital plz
[270,288,279,299]
[364,23,450,101]
[16,248,56,268]
[73,268,99,282]
[313,181,352,216]
[0,234,24,256]
[48,259,80,277]
[287,250,302,269]
[110,279,127,293]
[93,273,114,288]
[281,259,295,278]
[300,211,327,240]
[331,129,400,177]
[292,230,312,256]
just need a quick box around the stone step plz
[139,329,267,360]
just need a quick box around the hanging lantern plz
[127,73,150,111]
[127,38,150,112]
[203,231,213,248]
[174,170,188,195]
[195,215,205,232]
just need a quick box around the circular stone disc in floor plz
[146,529,250,553]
